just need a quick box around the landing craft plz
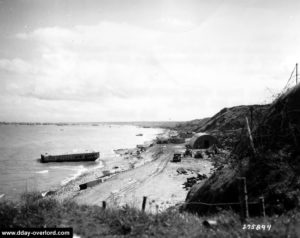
[41,151,99,163]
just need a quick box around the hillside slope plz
[175,118,210,133]
[176,104,269,149]
[184,84,300,215]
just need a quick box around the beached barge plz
[41,151,99,163]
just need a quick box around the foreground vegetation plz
[1,192,299,238]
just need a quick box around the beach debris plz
[205,150,213,157]
[169,136,185,144]
[136,133,143,136]
[178,131,194,139]
[177,167,188,174]
[79,178,104,190]
[79,168,123,190]
[208,144,220,154]
[184,149,193,157]
[197,173,208,180]
[194,151,203,159]
[136,144,146,151]
[102,170,111,176]
[183,174,208,190]
[156,136,169,144]
[183,177,198,189]
[113,149,129,155]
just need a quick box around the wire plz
[283,65,296,91]
[180,201,259,206]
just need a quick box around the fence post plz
[259,196,265,217]
[238,177,249,221]
[142,196,147,212]
[102,201,106,210]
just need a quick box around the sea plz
[0,124,163,200]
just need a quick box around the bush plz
[0,201,18,228]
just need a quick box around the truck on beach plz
[172,153,182,162]
[41,151,100,163]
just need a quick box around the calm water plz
[0,124,162,200]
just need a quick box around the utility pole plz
[296,63,298,84]
[250,106,253,131]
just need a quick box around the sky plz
[0,0,299,122]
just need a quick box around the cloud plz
[10,23,172,104]
[159,17,196,31]
[2,7,299,122]
[0,58,36,74]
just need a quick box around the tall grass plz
[0,192,299,237]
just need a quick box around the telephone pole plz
[296,63,298,84]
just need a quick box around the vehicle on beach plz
[41,151,100,163]
[172,153,182,162]
[184,149,193,157]
[193,150,203,159]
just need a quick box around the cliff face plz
[184,85,300,215]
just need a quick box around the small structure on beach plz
[188,133,218,149]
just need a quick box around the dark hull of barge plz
[41,152,99,163]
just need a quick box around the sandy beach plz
[53,133,214,212]
[53,132,163,200]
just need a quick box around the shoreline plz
[73,142,214,212]
[1,124,216,214]
[51,128,170,201]
[1,125,215,214]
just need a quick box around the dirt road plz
[75,144,213,212]
[75,145,173,206]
